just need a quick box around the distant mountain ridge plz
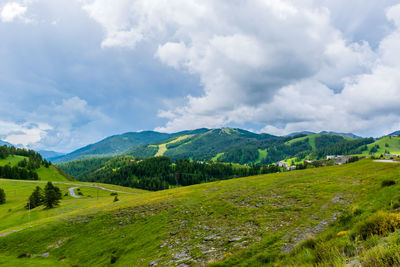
[319,131,362,139]
[38,150,65,160]
[388,130,400,136]
[51,127,367,164]
[0,140,13,147]
[287,131,362,139]
[50,131,175,163]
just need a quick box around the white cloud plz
[0,96,110,151]
[1,2,28,22]
[29,96,111,151]
[81,0,400,136]
[0,120,51,147]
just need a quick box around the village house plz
[277,161,288,168]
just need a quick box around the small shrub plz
[343,243,356,257]
[0,188,6,204]
[300,236,317,250]
[382,179,396,187]
[338,212,354,226]
[314,243,341,264]
[347,156,360,163]
[78,191,83,196]
[113,196,119,202]
[110,192,118,196]
[357,211,400,239]
[362,244,400,267]
[110,254,119,264]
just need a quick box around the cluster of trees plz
[77,156,281,191]
[0,165,39,180]
[0,145,43,161]
[370,144,380,154]
[313,138,374,158]
[26,182,62,209]
[57,157,112,178]
[0,145,52,180]
[0,188,5,204]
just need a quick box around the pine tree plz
[25,186,43,209]
[43,182,62,209]
[0,188,6,204]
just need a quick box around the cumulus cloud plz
[0,120,51,147]
[0,95,110,151]
[2,0,400,153]
[0,2,29,23]
[29,96,111,151]
[81,0,400,136]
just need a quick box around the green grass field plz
[1,160,400,266]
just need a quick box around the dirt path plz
[68,187,80,198]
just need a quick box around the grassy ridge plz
[1,160,400,266]
[363,136,400,156]
[0,155,71,182]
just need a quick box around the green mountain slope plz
[362,136,400,156]
[50,131,174,163]
[50,128,366,165]
[126,128,276,162]
[1,160,400,266]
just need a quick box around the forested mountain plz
[57,131,378,191]
[50,131,174,163]
[51,127,370,164]
[126,128,276,161]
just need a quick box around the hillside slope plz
[50,131,174,163]
[1,160,400,266]
[0,155,72,182]
[363,136,400,156]
[126,128,277,162]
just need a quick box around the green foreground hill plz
[1,160,400,266]
[0,155,72,182]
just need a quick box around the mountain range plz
[50,128,371,164]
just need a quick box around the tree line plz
[0,164,39,180]
[77,156,281,191]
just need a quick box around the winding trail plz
[68,187,80,198]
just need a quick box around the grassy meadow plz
[1,159,400,266]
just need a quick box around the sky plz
[1,0,400,152]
